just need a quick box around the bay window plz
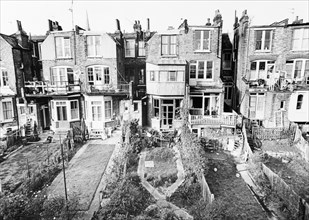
[194,30,211,51]
[255,30,272,51]
[55,37,71,58]
[87,35,102,57]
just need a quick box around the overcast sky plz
[0,0,308,36]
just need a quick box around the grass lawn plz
[47,144,115,211]
[144,147,178,188]
[204,150,268,219]
[0,141,61,190]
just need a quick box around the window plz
[70,100,78,120]
[87,66,110,85]
[150,71,155,81]
[138,41,145,56]
[250,60,275,80]
[0,68,9,87]
[20,106,25,115]
[223,53,232,69]
[191,97,203,108]
[51,67,74,86]
[280,101,285,109]
[105,101,112,119]
[189,61,197,79]
[224,86,232,100]
[161,35,177,56]
[38,42,42,60]
[134,103,138,111]
[286,59,309,80]
[296,94,303,109]
[168,71,177,81]
[139,69,145,84]
[125,39,135,57]
[56,101,67,121]
[190,61,213,80]
[194,30,210,51]
[249,93,265,119]
[87,35,101,57]
[153,99,159,117]
[2,101,13,120]
[255,30,272,51]
[292,28,309,51]
[159,71,184,82]
[55,37,71,58]
[91,101,102,121]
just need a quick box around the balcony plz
[24,81,80,96]
[87,83,130,95]
[189,113,238,127]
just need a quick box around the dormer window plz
[255,30,272,51]
[55,37,71,58]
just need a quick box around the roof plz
[0,33,22,49]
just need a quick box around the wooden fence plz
[199,173,214,205]
[252,127,295,140]
[262,163,309,219]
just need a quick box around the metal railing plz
[24,80,81,95]
[88,83,130,93]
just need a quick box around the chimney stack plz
[15,20,29,48]
[116,19,121,31]
[206,18,211,26]
[213,9,222,27]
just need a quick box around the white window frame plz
[51,66,74,86]
[296,94,304,110]
[194,29,211,52]
[55,101,67,121]
[161,35,177,56]
[249,93,265,119]
[91,101,102,121]
[2,100,13,121]
[55,37,71,58]
[87,35,102,57]
[32,42,36,57]
[190,60,213,80]
[292,28,309,51]
[138,41,145,57]
[250,60,275,80]
[288,59,309,81]
[0,68,9,87]
[254,29,273,52]
[87,65,110,85]
[104,100,112,120]
[125,39,135,57]
[70,100,79,120]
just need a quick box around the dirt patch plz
[204,151,268,219]
[263,155,309,203]
[48,144,115,211]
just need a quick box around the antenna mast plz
[69,0,74,30]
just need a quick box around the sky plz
[0,0,308,36]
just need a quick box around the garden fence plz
[262,163,309,219]
[199,173,214,205]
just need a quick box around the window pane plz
[293,29,301,50]
[190,63,196,79]
[192,97,202,108]
[296,94,303,109]
[95,67,102,81]
[138,41,145,56]
[294,60,302,78]
[194,31,201,50]
[162,45,168,55]
[203,30,210,50]
[170,36,176,44]
[87,36,94,56]
[198,61,204,79]
[105,101,112,119]
[64,38,71,57]
[206,61,213,79]
[264,30,271,50]
[169,71,177,81]
[255,31,262,50]
[88,67,94,82]
[259,62,266,70]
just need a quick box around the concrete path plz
[47,129,122,220]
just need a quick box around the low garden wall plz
[199,173,214,205]
[261,163,309,219]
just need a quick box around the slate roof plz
[0,33,22,49]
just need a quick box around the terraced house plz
[234,10,309,131]
[25,20,129,138]
[146,10,238,135]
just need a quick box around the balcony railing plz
[189,113,238,127]
[24,81,80,95]
[88,83,130,94]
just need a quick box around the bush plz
[147,147,175,162]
